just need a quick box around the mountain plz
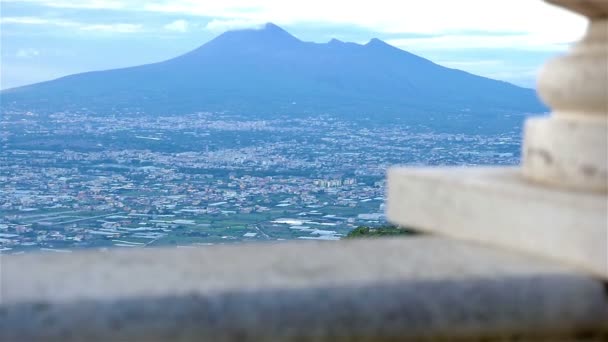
[1,23,546,127]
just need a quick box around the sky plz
[0,0,587,90]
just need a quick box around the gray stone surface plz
[1,237,607,341]
[387,167,608,278]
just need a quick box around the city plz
[0,110,523,253]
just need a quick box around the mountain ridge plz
[1,22,546,130]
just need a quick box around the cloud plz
[387,32,574,52]
[204,19,263,32]
[0,0,126,10]
[43,0,125,9]
[0,16,78,27]
[80,23,142,33]
[436,60,504,69]
[140,0,587,50]
[0,0,588,51]
[16,48,40,58]
[143,1,260,19]
[1,16,143,33]
[163,19,189,32]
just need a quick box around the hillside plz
[1,23,546,127]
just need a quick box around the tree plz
[345,225,416,238]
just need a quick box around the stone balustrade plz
[1,0,607,341]
[526,0,608,192]
[388,0,608,278]
[1,237,607,341]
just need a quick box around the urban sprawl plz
[1,111,522,253]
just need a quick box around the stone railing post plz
[387,0,607,278]
[524,0,608,192]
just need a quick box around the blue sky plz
[0,0,586,90]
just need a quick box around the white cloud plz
[163,19,189,32]
[1,16,47,25]
[387,32,574,52]
[0,0,589,49]
[436,60,504,69]
[0,16,78,27]
[143,1,257,19]
[141,0,587,50]
[0,0,125,9]
[204,19,263,32]
[1,16,143,33]
[16,48,40,58]
[44,0,125,9]
[80,23,143,33]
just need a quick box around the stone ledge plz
[387,167,608,279]
[1,237,607,341]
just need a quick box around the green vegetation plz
[345,225,416,238]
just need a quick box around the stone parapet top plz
[1,237,607,341]
[387,167,607,279]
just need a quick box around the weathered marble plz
[387,0,608,284]
[523,115,608,193]
[1,237,607,341]
[527,15,608,192]
[387,167,607,279]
